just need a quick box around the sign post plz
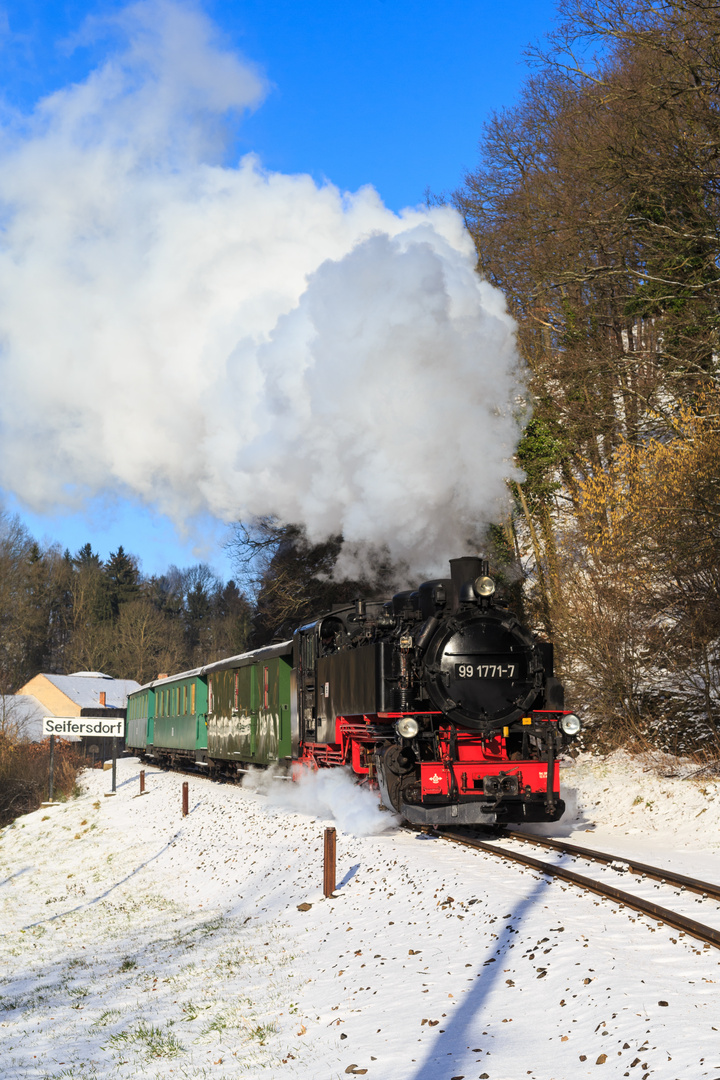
[323,827,336,897]
[42,717,125,800]
[48,733,55,801]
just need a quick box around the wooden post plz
[323,826,336,897]
[140,769,145,794]
[48,733,55,802]
[182,781,189,816]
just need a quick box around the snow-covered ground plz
[2,753,720,1080]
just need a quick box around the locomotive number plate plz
[455,663,517,679]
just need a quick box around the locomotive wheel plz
[377,744,416,812]
[383,744,416,776]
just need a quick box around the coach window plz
[263,666,269,709]
[208,677,213,714]
[191,683,196,714]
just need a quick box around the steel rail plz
[504,830,720,901]
[435,827,720,951]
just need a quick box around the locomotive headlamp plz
[396,717,419,739]
[560,713,581,736]
[474,575,496,597]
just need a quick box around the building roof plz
[40,672,140,710]
[68,671,114,679]
[0,694,48,742]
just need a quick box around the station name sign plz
[42,717,125,737]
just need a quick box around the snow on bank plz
[1,755,720,1080]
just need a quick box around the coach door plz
[296,626,318,743]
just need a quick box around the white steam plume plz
[243,765,398,837]
[0,0,525,578]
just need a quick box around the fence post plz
[323,826,336,897]
[182,781,189,816]
[48,733,55,801]
[140,769,145,794]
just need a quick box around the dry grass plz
[0,735,84,826]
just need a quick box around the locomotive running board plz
[400,802,498,827]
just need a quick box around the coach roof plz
[201,640,293,674]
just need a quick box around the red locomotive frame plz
[298,707,573,823]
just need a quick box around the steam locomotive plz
[126,556,580,825]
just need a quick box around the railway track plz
[434,826,720,951]
[504,829,720,901]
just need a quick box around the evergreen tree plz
[105,546,140,617]
[73,543,103,570]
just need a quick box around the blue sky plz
[1,0,559,581]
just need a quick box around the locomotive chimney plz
[449,556,485,611]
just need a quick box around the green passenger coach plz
[126,688,154,750]
[125,668,208,766]
[125,644,293,771]
[205,642,293,766]
[151,668,208,761]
